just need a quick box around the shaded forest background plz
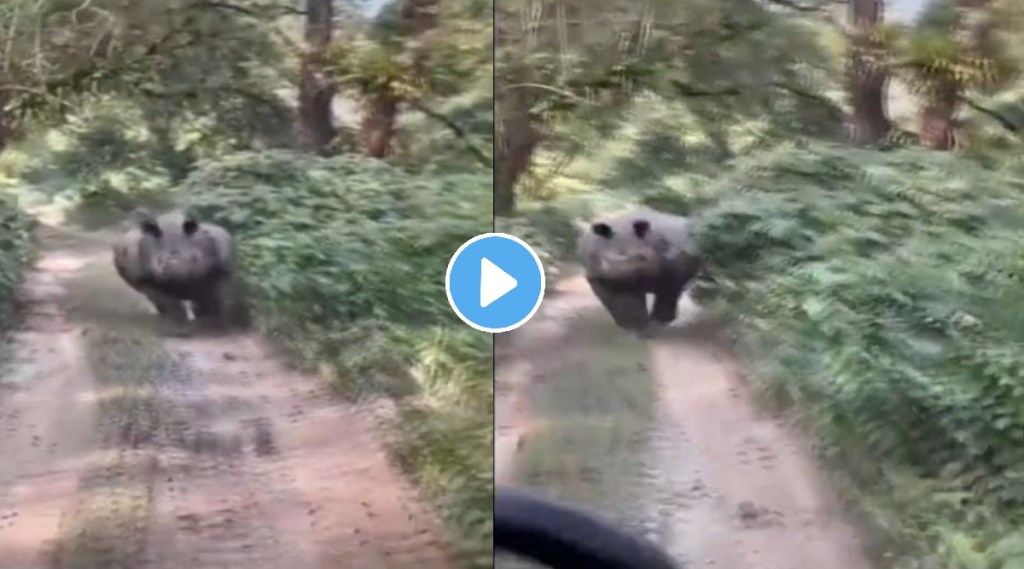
[496,1,1024,568]
[0,1,494,568]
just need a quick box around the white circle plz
[444,232,547,334]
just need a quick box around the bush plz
[495,205,581,283]
[178,150,493,568]
[17,104,177,209]
[0,194,33,334]
[9,94,295,219]
[649,145,1024,568]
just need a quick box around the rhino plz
[112,209,247,328]
[578,207,703,332]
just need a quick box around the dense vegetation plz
[681,147,1024,568]
[499,0,1024,567]
[0,0,494,567]
[0,195,32,331]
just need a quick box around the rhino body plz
[577,208,703,332]
[113,209,246,328]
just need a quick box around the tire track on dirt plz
[0,250,99,569]
[139,345,315,568]
[142,334,451,569]
[496,274,876,569]
[648,336,873,569]
[0,223,453,569]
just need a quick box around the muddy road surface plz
[0,223,451,569]
[495,274,875,569]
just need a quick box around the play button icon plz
[446,233,546,333]
[480,258,518,308]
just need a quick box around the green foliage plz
[329,38,425,101]
[338,0,491,100]
[958,90,1024,167]
[328,0,493,167]
[521,91,838,203]
[0,194,32,334]
[639,145,1024,567]
[393,329,493,569]
[177,150,493,568]
[500,0,846,207]
[6,82,295,220]
[496,206,580,283]
[0,0,296,212]
[500,0,844,127]
[17,103,175,210]
[872,2,1019,115]
[0,0,294,141]
[393,74,494,173]
[901,30,1011,99]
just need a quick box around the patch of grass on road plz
[511,313,658,518]
[52,455,153,569]
[64,255,171,448]
[51,253,167,569]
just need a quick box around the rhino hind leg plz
[226,298,253,329]
[587,278,650,331]
[192,297,223,322]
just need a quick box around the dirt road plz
[495,274,875,569]
[0,223,451,569]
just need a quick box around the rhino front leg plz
[651,255,703,325]
[140,287,188,322]
[586,278,650,332]
[650,279,686,325]
[198,279,252,330]
[192,278,234,329]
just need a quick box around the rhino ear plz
[182,218,199,236]
[632,219,651,239]
[591,222,614,239]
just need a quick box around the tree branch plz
[759,0,828,13]
[136,83,286,110]
[962,97,1022,135]
[758,0,848,35]
[501,82,594,104]
[2,10,206,120]
[193,1,306,17]
[770,80,837,107]
[189,1,303,53]
[671,80,742,98]
[408,100,491,167]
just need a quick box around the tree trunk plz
[919,80,960,149]
[298,0,336,155]
[495,86,539,217]
[358,0,439,159]
[494,4,540,217]
[0,93,16,155]
[0,121,10,156]
[401,0,440,75]
[847,0,892,146]
[361,94,399,158]
[917,0,994,150]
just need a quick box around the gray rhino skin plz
[113,209,241,326]
[577,208,703,332]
